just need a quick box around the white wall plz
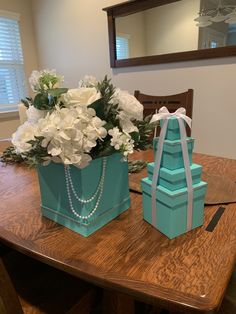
[31,0,236,159]
[0,0,38,139]
[145,0,200,55]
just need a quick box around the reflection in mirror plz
[197,0,236,49]
[115,0,236,60]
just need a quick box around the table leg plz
[102,290,135,314]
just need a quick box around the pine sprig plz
[133,115,157,150]
[128,160,147,173]
[97,76,119,119]
[0,138,49,168]
[0,146,25,164]
[24,137,49,167]
[97,75,116,104]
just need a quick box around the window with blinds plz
[116,36,129,60]
[0,11,26,112]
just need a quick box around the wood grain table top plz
[0,142,236,313]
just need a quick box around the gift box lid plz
[147,163,202,182]
[153,137,194,154]
[141,177,207,208]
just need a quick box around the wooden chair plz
[134,89,193,137]
[0,245,99,314]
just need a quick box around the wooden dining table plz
[0,140,236,314]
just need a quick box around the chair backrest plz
[134,89,193,137]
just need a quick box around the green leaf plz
[132,116,155,150]
[33,93,49,110]
[104,122,114,131]
[130,131,140,143]
[96,144,115,157]
[21,97,32,108]
[47,88,68,97]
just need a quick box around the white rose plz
[63,87,101,107]
[12,122,39,154]
[112,89,143,121]
[26,105,47,123]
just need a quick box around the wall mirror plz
[103,0,236,67]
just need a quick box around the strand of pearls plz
[64,157,107,221]
[65,158,106,203]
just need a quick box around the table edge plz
[0,225,228,313]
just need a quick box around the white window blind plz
[116,36,129,60]
[0,11,26,112]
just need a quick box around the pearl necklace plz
[64,157,107,221]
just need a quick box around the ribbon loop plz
[150,106,192,130]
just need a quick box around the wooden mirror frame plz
[103,0,236,68]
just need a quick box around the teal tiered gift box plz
[37,153,130,237]
[153,138,194,170]
[141,114,207,239]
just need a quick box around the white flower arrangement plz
[9,69,153,168]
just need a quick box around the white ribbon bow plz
[151,106,193,234]
[150,106,192,129]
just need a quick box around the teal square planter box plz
[37,153,130,237]
[141,177,207,239]
[153,137,194,170]
[160,117,183,140]
[147,163,202,191]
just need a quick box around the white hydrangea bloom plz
[117,111,138,134]
[78,75,98,88]
[111,88,143,121]
[63,87,101,107]
[29,69,63,92]
[108,127,134,159]
[37,105,107,168]
[29,70,41,92]
[26,106,47,123]
[12,122,39,154]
